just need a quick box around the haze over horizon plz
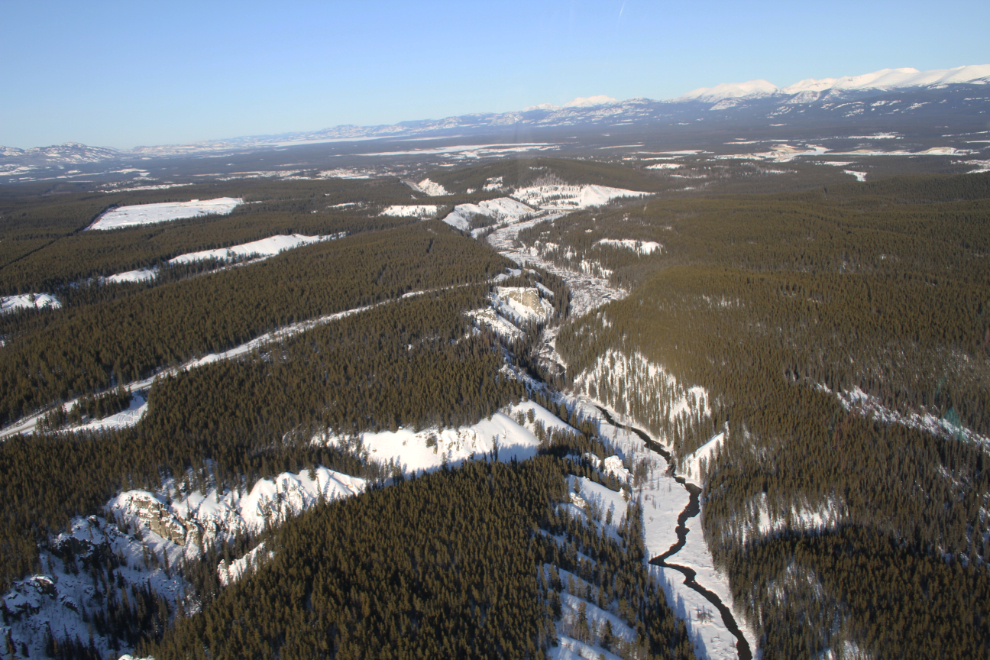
[2,0,989,150]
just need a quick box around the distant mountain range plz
[2,64,988,171]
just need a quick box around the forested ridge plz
[546,172,990,657]
[0,177,418,291]
[0,222,512,426]
[143,458,695,660]
[0,287,524,587]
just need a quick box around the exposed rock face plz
[503,287,542,312]
[120,493,202,547]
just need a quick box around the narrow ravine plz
[596,406,753,660]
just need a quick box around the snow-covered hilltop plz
[677,64,990,103]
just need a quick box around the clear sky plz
[2,0,988,150]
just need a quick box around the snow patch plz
[594,239,662,255]
[379,204,439,218]
[1,293,61,314]
[88,198,242,230]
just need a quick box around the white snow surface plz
[441,197,535,231]
[563,95,618,108]
[379,204,439,218]
[320,401,575,475]
[678,65,990,104]
[65,392,150,434]
[512,184,650,211]
[0,292,61,314]
[1,466,364,657]
[677,79,779,102]
[834,385,990,450]
[106,233,342,283]
[413,177,449,196]
[1,515,189,659]
[782,64,990,94]
[111,466,366,553]
[594,238,662,255]
[553,350,756,658]
[88,197,242,230]
[170,233,337,264]
[218,542,273,586]
[678,432,725,484]
[844,170,868,182]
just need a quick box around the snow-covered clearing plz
[844,170,868,182]
[99,182,192,193]
[441,197,535,231]
[318,401,574,475]
[570,349,712,451]
[88,197,242,230]
[0,292,61,314]
[67,392,150,434]
[512,184,650,212]
[677,431,725,484]
[594,238,662,255]
[106,233,345,283]
[379,204,439,218]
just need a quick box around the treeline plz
[0,222,513,426]
[142,457,695,660]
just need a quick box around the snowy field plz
[88,197,243,230]
[0,293,61,314]
[107,233,344,283]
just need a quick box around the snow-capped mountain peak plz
[676,79,779,103]
[562,95,618,108]
[782,64,990,95]
[523,102,561,112]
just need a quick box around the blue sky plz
[2,0,988,149]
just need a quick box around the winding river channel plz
[596,407,753,660]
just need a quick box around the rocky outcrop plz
[117,493,202,547]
